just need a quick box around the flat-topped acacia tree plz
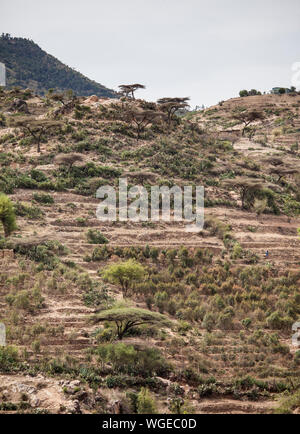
[92,307,172,340]
[54,153,84,171]
[157,97,190,127]
[10,116,63,152]
[231,108,265,136]
[47,88,75,106]
[223,177,264,209]
[47,89,78,116]
[118,84,146,100]
[124,107,166,140]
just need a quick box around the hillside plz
[0,88,299,414]
[0,34,116,98]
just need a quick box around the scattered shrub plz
[137,388,157,414]
[33,193,54,204]
[86,229,108,245]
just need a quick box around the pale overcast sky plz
[1,0,300,107]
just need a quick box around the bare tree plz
[118,84,145,100]
[10,116,63,153]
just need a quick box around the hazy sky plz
[1,0,300,107]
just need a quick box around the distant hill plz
[0,33,116,98]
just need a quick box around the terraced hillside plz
[0,88,299,414]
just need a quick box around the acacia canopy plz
[157,97,190,126]
[124,107,166,139]
[231,108,264,135]
[54,153,83,170]
[93,307,172,339]
[10,116,63,152]
[118,84,146,99]
[223,176,264,209]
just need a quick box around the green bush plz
[92,245,111,261]
[274,390,300,414]
[14,201,43,219]
[294,351,300,365]
[137,388,157,414]
[231,242,243,259]
[14,240,68,270]
[102,260,146,296]
[0,346,19,372]
[266,311,293,330]
[5,289,44,312]
[0,193,17,237]
[86,229,108,245]
[33,193,54,204]
[30,169,48,183]
[203,313,215,332]
[83,286,113,308]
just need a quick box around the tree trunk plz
[241,187,246,209]
[3,225,9,238]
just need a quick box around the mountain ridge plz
[0,34,116,98]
